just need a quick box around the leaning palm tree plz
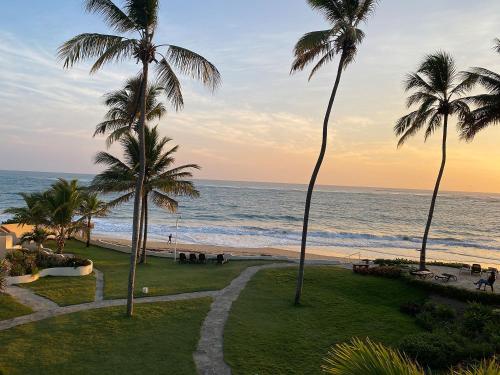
[91,125,199,264]
[4,192,48,230]
[42,179,85,253]
[95,76,166,147]
[460,39,500,140]
[79,192,109,247]
[395,52,472,271]
[290,0,378,305]
[58,0,220,316]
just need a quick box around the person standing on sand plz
[168,234,172,244]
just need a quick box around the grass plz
[224,266,427,375]
[21,273,96,306]
[0,294,32,320]
[47,239,275,300]
[0,298,211,375]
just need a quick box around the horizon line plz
[1,168,499,196]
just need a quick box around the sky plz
[1,0,500,193]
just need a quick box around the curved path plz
[2,262,298,375]
[193,263,295,375]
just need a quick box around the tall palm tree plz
[460,39,500,140]
[95,76,166,147]
[4,192,48,230]
[58,0,220,316]
[290,0,378,305]
[42,179,85,253]
[91,125,199,263]
[395,52,471,270]
[79,192,109,247]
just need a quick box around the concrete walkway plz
[4,285,59,311]
[0,290,219,332]
[193,263,295,375]
[94,269,104,302]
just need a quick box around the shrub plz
[400,302,422,316]
[355,266,402,278]
[0,260,8,292]
[9,262,26,277]
[399,332,461,369]
[462,303,495,337]
[373,258,416,267]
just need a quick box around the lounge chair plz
[189,253,197,264]
[216,254,229,265]
[178,253,187,264]
[434,273,457,282]
[471,264,482,275]
[198,253,207,264]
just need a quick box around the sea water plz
[0,170,499,266]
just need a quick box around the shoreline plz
[92,234,500,267]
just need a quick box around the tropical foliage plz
[79,192,109,247]
[3,192,48,229]
[290,0,378,304]
[20,227,53,251]
[92,125,199,263]
[460,39,500,140]
[58,0,220,316]
[322,338,499,375]
[394,52,472,270]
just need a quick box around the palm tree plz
[395,52,471,271]
[95,76,166,147]
[4,192,48,230]
[91,125,199,263]
[459,39,500,140]
[58,0,220,316]
[79,192,109,247]
[290,0,378,305]
[42,179,85,253]
[20,228,52,251]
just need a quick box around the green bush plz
[0,260,7,292]
[462,303,495,337]
[400,302,422,316]
[415,302,456,331]
[9,262,26,277]
[354,266,402,278]
[373,258,416,266]
[399,332,461,369]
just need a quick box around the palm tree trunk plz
[140,193,149,264]
[126,61,149,317]
[86,216,91,247]
[137,194,146,262]
[419,114,448,270]
[294,54,346,306]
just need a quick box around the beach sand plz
[93,234,339,261]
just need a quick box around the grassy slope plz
[49,240,274,299]
[225,267,427,375]
[21,273,96,306]
[0,294,33,320]
[0,298,211,375]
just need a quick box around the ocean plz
[0,170,499,266]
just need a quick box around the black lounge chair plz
[198,253,207,264]
[178,253,187,264]
[189,253,197,264]
[216,254,229,265]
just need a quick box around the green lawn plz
[0,294,32,320]
[48,240,275,300]
[0,298,211,375]
[21,273,96,306]
[225,267,427,375]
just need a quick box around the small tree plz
[20,228,52,251]
[79,192,109,247]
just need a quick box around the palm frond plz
[84,0,137,32]
[164,45,221,91]
[155,59,184,110]
[58,33,129,70]
[90,39,137,73]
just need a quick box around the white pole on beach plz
[174,214,181,262]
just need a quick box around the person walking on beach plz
[168,234,172,244]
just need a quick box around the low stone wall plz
[6,260,93,285]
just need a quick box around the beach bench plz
[434,273,457,282]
